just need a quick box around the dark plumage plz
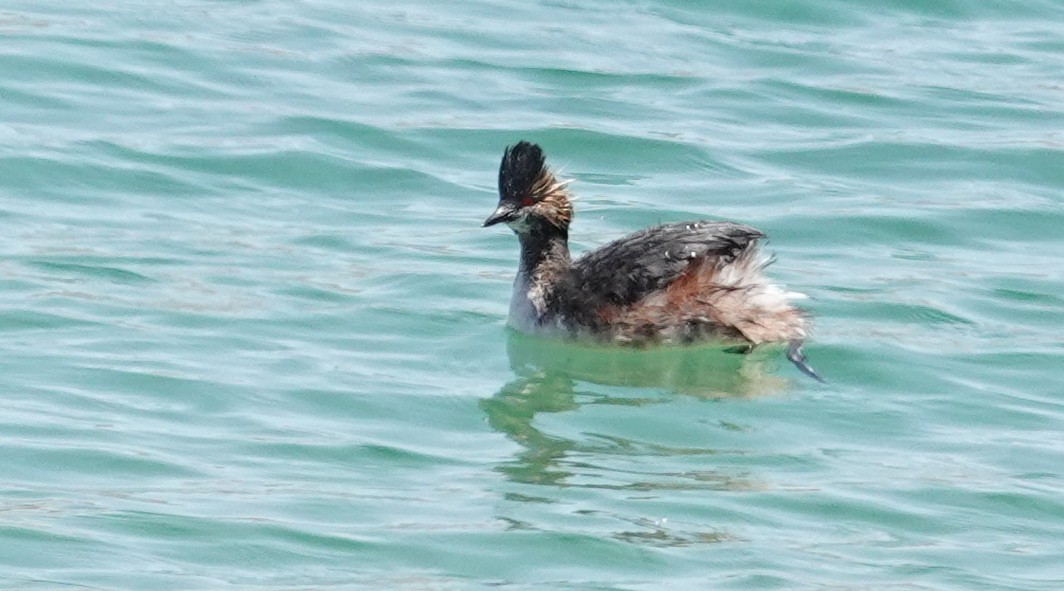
[483,141,823,382]
[498,141,548,203]
[570,221,764,307]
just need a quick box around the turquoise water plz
[2,1,1063,589]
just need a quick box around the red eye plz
[521,197,535,207]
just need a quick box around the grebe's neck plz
[515,218,571,278]
[507,217,571,332]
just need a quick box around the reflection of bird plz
[483,141,823,382]
[481,334,774,490]
[504,332,786,399]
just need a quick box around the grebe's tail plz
[786,340,825,384]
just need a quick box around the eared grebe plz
[483,141,823,382]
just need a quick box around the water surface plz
[2,1,1063,589]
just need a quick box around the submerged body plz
[484,141,822,381]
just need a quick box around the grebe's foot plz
[786,340,826,384]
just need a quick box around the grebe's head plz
[483,141,572,234]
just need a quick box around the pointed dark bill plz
[483,203,518,227]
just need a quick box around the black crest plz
[498,141,547,203]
